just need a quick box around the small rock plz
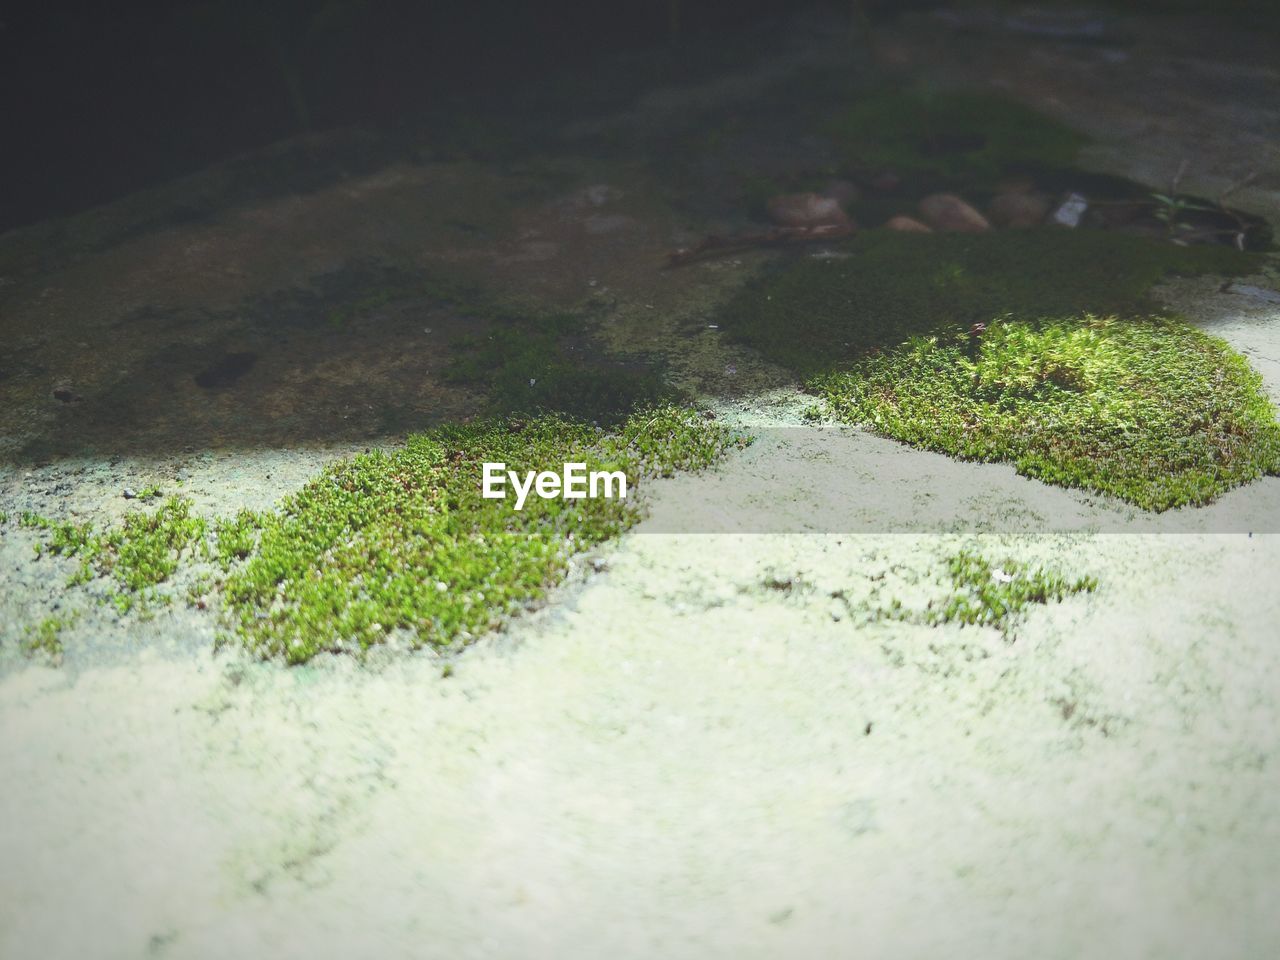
[123,487,139,499]
[987,192,1050,228]
[1050,192,1089,228]
[766,192,851,229]
[51,380,77,403]
[884,215,933,233]
[917,193,991,233]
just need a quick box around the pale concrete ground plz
[3,7,1280,959]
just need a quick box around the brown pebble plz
[917,193,992,233]
[884,215,933,233]
[766,192,850,229]
[987,192,1051,228]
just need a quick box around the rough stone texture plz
[988,191,1051,228]
[917,192,993,232]
[766,192,851,229]
[883,214,933,233]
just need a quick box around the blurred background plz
[4,0,1275,235]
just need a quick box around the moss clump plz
[212,510,261,570]
[876,549,1097,637]
[23,497,207,611]
[817,315,1280,509]
[219,405,745,663]
[827,89,1086,187]
[445,310,672,423]
[22,614,78,665]
[722,228,1271,509]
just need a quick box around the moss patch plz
[827,88,1086,188]
[721,228,1273,509]
[722,229,1257,375]
[22,497,207,612]
[817,315,1280,509]
[22,614,78,665]
[873,549,1097,638]
[445,309,672,423]
[219,405,745,663]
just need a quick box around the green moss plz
[219,405,746,663]
[875,549,1097,637]
[817,315,1280,510]
[101,497,207,594]
[827,89,1086,187]
[23,614,78,665]
[723,228,1271,510]
[25,497,207,608]
[445,310,672,423]
[212,509,262,570]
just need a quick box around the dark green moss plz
[827,89,1086,187]
[219,405,746,663]
[445,310,672,423]
[722,228,1258,375]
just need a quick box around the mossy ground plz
[818,316,1280,510]
[17,406,745,664]
[218,405,743,663]
[444,308,672,423]
[826,88,1086,190]
[721,228,1275,510]
[22,614,78,665]
[20,497,208,614]
[865,549,1098,639]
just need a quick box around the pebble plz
[884,215,933,233]
[766,193,851,229]
[917,193,991,232]
[987,192,1050,228]
[1051,192,1089,228]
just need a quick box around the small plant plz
[212,510,262,570]
[24,497,207,608]
[927,550,1097,631]
[1149,191,1216,240]
[873,550,1097,637]
[23,614,79,665]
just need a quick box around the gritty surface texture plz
[3,6,1280,959]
